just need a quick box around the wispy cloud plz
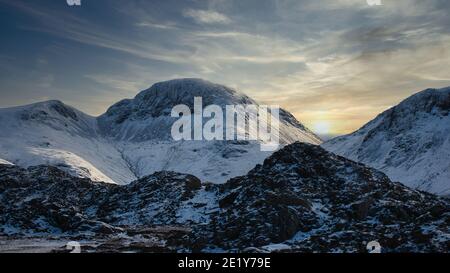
[1,0,450,134]
[135,21,178,30]
[183,9,231,24]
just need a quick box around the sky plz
[1,0,450,137]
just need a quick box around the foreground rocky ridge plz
[0,143,449,253]
[208,144,449,252]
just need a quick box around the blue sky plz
[1,0,450,135]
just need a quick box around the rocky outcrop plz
[203,143,450,252]
[1,143,449,253]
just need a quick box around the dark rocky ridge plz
[207,143,450,252]
[0,143,449,253]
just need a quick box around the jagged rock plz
[0,142,449,253]
[200,143,450,252]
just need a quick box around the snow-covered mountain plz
[0,159,12,165]
[1,143,448,252]
[0,78,321,184]
[98,78,319,144]
[323,87,450,195]
[0,100,134,184]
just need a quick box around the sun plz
[312,121,331,135]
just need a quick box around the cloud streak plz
[183,9,231,24]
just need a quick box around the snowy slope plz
[0,100,136,184]
[0,79,321,184]
[98,78,321,183]
[0,158,12,165]
[98,78,320,144]
[323,87,450,195]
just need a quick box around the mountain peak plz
[99,78,320,144]
[12,99,84,124]
[323,86,450,195]
[101,78,256,127]
[257,142,386,183]
[0,79,320,185]
[400,86,450,113]
[145,78,226,91]
[134,78,255,108]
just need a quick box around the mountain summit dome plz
[0,78,320,184]
[98,78,321,144]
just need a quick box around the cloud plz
[1,0,450,134]
[135,21,178,30]
[183,9,231,24]
[0,0,194,64]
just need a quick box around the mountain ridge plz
[0,78,321,184]
[323,86,450,195]
[1,142,448,253]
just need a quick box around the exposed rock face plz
[205,143,450,252]
[1,143,449,253]
[0,165,215,235]
[0,164,115,234]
